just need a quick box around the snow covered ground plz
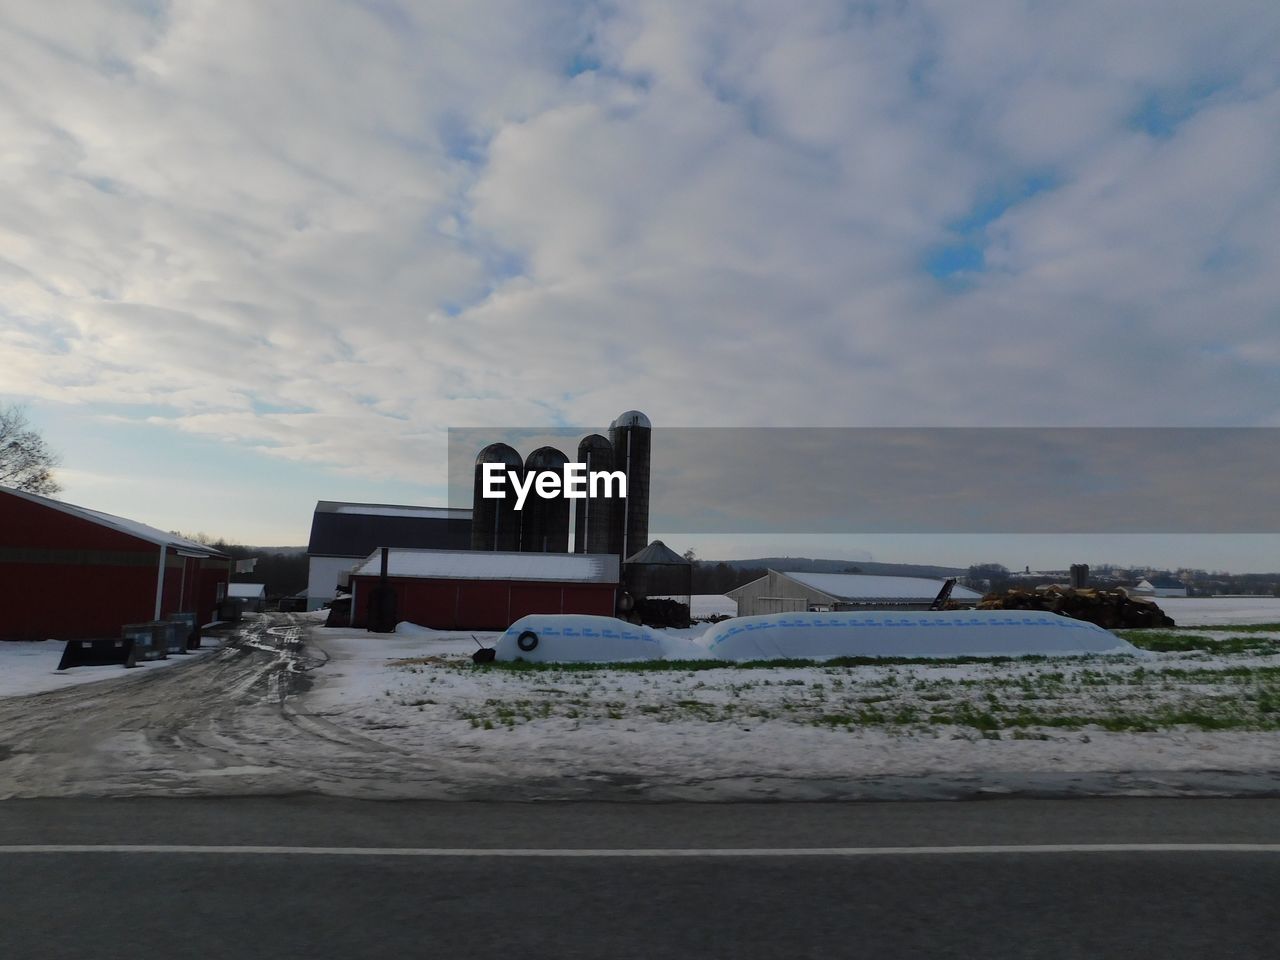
[0,634,226,699]
[296,615,1280,794]
[1158,596,1280,625]
[4,603,1279,800]
[689,594,737,618]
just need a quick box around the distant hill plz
[713,557,966,579]
[247,546,308,556]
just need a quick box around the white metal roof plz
[778,571,982,602]
[0,485,227,557]
[351,548,619,584]
[227,583,267,599]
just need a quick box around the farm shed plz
[227,582,267,612]
[726,570,982,617]
[306,501,472,611]
[0,486,231,642]
[348,548,619,631]
[1133,576,1189,598]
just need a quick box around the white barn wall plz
[307,556,359,611]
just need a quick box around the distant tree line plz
[962,562,1280,597]
[174,533,308,599]
[685,560,862,595]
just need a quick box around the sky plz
[2,1,1279,569]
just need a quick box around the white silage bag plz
[701,610,1139,662]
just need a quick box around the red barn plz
[349,548,619,631]
[0,486,231,642]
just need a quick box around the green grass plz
[920,701,1280,733]
[427,629,1280,735]
[1175,623,1280,633]
[1117,631,1280,654]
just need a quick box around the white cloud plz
[1,0,1278,497]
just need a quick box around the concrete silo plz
[520,445,570,553]
[608,410,651,561]
[471,442,523,552]
[573,433,615,555]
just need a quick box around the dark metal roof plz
[623,540,689,566]
[307,501,472,558]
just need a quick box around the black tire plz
[516,630,539,652]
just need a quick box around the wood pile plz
[635,597,692,628]
[977,586,1175,629]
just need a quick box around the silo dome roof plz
[613,410,651,429]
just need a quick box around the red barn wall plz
[195,558,232,624]
[0,493,230,642]
[350,577,617,630]
[0,494,163,641]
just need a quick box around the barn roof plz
[0,485,228,558]
[351,548,619,584]
[728,570,982,603]
[623,540,689,566]
[307,500,472,557]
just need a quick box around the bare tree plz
[0,404,62,495]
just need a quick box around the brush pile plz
[977,586,1175,629]
[634,597,692,628]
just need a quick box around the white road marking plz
[0,843,1278,857]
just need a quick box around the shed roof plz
[227,583,267,599]
[307,500,472,557]
[623,540,689,566]
[351,548,619,584]
[0,485,228,558]
[728,570,981,603]
[786,571,982,601]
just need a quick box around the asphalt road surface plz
[2,797,1277,959]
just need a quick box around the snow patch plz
[0,637,225,699]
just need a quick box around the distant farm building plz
[0,486,231,642]
[726,570,982,617]
[227,582,267,612]
[305,501,471,611]
[348,549,619,631]
[1132,577,1188,598]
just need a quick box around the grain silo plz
[608,410,651,561]
[573,433,615,555]
[520,445,570,553]
[471,442,523,552]
[621,539,692,627]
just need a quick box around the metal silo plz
[471,442,523,552]
[608,410,651,561]
[520,446,570,553]
[573,433,615,554]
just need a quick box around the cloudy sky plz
[2,1,1278,566]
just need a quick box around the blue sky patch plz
[926,174,1057,280]
[1130,82,1227,138]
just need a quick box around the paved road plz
[1,797,1277,959]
